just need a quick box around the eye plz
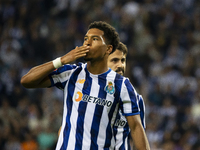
[84,37,88,41]
[93,38,98,41]
[121,58,126,63]
[112,58,119,63]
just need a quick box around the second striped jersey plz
[113,94,146,150]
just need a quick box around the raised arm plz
[21,46,89,88]
[126,114,150,150]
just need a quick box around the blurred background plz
[0,0,200,149]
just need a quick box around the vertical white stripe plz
[54,66,76,149]
[115,127,123,149]
[121,78,132,114]
[66,68,86,150]
[66,101,79,150]
[124,136,128,150]
[56,86,69,150]
[82,75,99,148]
[97,107,109,146]
[97,71,116,149]
[121,78,138,114]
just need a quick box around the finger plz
[75,50,89,56]
[76,50,87,54]
[74,49,89,57]
[77,45,90,50]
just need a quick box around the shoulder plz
[60,62,85,72]
[120,77,137,95]
[107,70,128,80]
[49,63,85,77]
[107,71,131,91]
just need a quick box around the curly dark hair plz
[88,21,120,54]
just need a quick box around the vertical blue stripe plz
[113,110,120,142]
[104,73,123,148]
[127,134,132,150]
[119,123,130,150]
[124,79,139,113]
[138,95,145,129]
[60,66,82,150]
[75,68,92,150]
[89,73,107,150]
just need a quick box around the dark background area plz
[0,0,200,149]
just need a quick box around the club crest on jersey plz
[104,81,115,94]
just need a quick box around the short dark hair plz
[117,42,128,56]
[88,21,120,54]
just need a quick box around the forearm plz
[131,124,150,150]
[21,46,89,88]
[21,61,55,88]
[126,115,150,150]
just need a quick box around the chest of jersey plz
[70,72,117,111]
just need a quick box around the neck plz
[86,60,109,75]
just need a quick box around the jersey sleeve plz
[48,64,77,90]
[120,78,140,116]
[138,94,146,129]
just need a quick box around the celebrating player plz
[21,21,150,150]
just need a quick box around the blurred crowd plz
[0,0,200,149]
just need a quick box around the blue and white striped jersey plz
[48,63,140,150]
[113,94,146,150]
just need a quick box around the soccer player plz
[57,42,146,149]
[108,42,146,150]
[21,21,150,150]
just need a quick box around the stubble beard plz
[115,68,124,75]
[83,57,93,62]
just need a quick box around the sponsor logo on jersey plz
[114,109,127,127]
[74,91,83,102]
[114,119,127,127]
[73,91,113,107]
[104,81,115,94]
[76,79,85,84]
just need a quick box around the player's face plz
[83,28,108,61]
[107,50,126,75]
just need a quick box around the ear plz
[106,45,113,55]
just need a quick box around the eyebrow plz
[111,57,126,60]
[84,35,106,44]
[110,58,120,61]
[84,35,100,38]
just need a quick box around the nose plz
[85,38,92,46]
[117,61,123,68]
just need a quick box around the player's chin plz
[117,71,124,76]
[84,57,92,62]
